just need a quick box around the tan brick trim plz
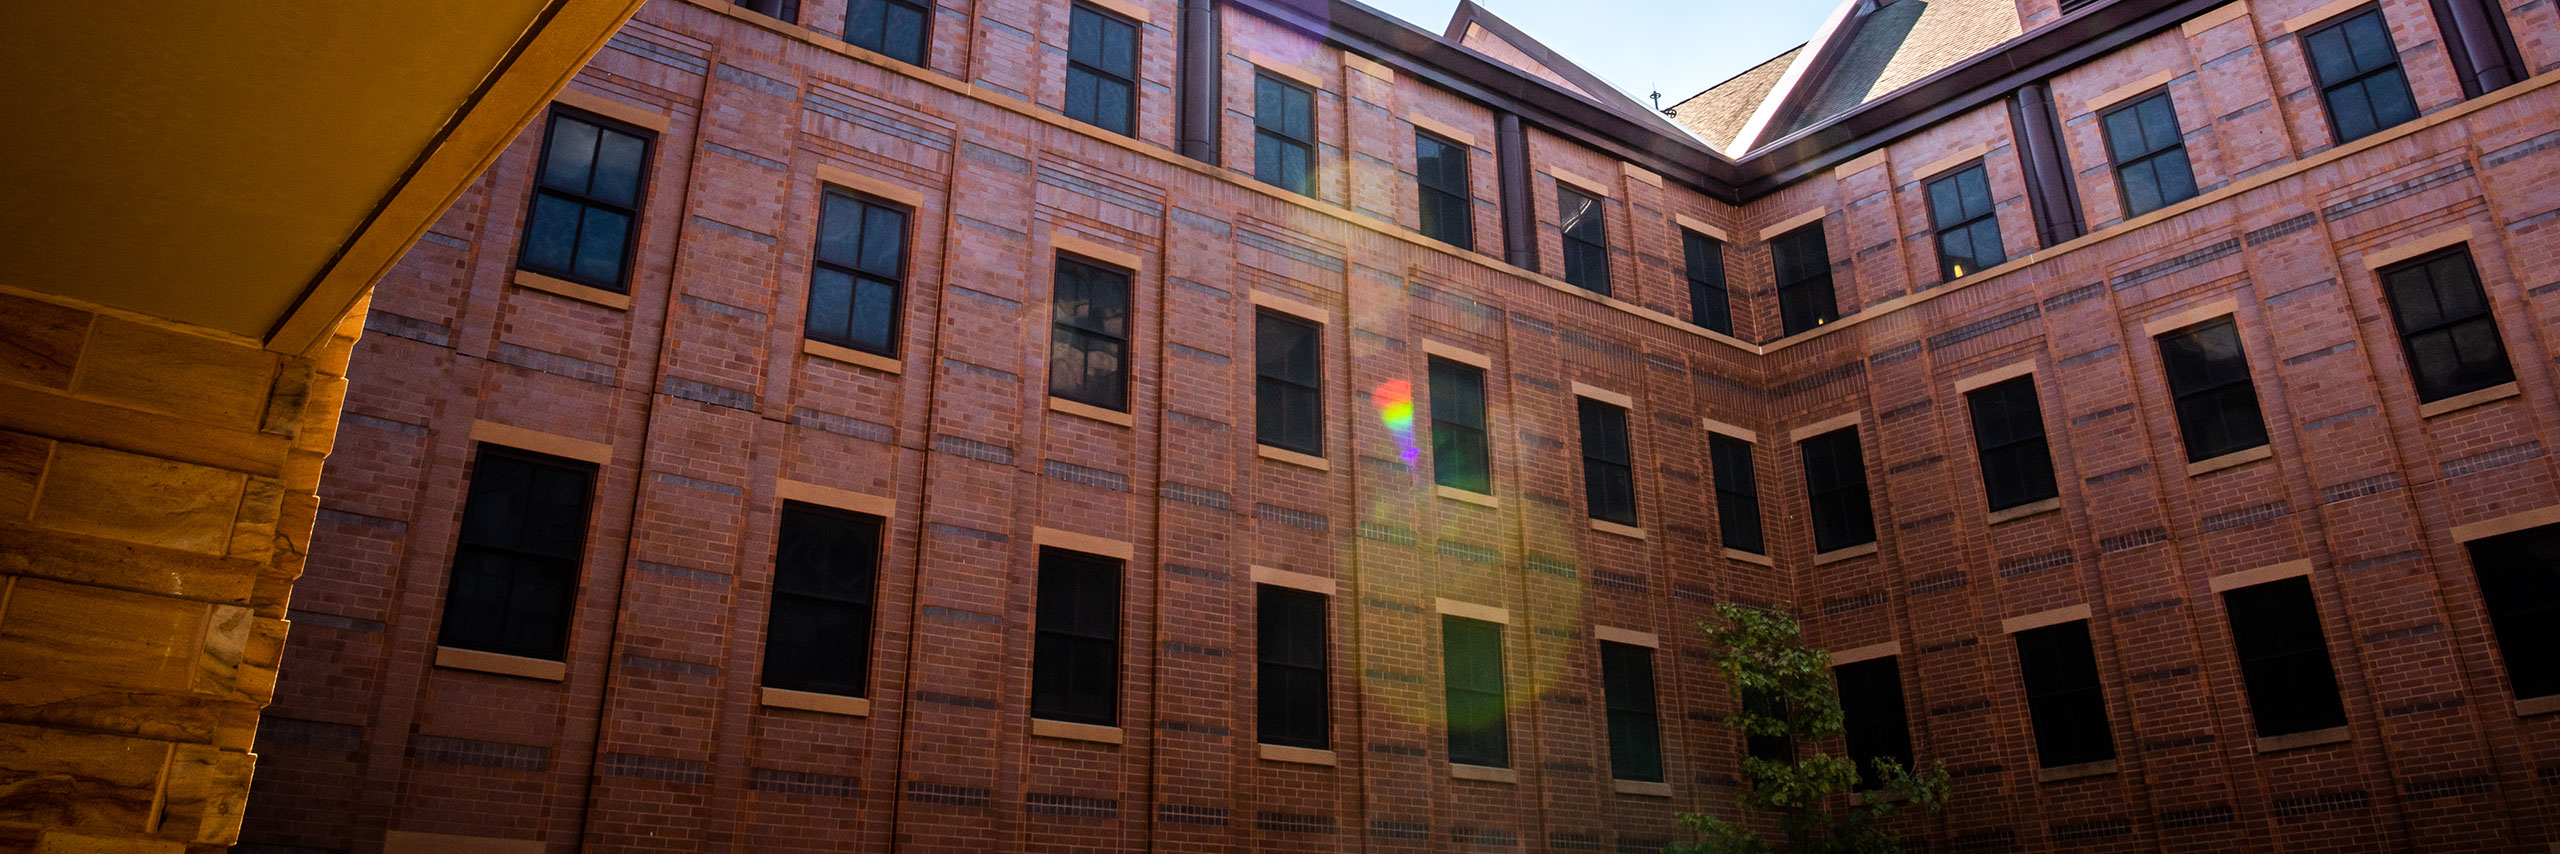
[760,687,871,716]
[2254,725,2350,752]
[2186,444,2272,476]
[1031,718,1126,744]
[1594,626,1659,648]
[1724,548,1774,566]
[1621,163,1663,188]
[1674,213,1731,242]
[2449,503,2560,542]
[1435,485,1498,507]
[1050,396,1135,427]
[1034,526,1134,560]
[1250,565,1335,596]
[433,646,567,681]
[552,87,672,133]
[1953,359,2038,394]
[1421,339,1493,369]
[775,479,895,518]
[1790,411,1861,442]
[803,338,903,374]
[385,830,548,854]
[1755,206,1829,242]
[1249,289,1331,323]
[511,269,632,310]
[1081,0,1153,24]
[2003,603,2091,634]
[2279,0,2368,32]
[2518,695,2560,717]
[1613,779,1672,797]
[2141,297,2240,337]
[1342,51,1392,82]
[2082,70,2178,115]
[1813,542,1878,564]
[1247,51,1326,89]
[1450,763,1518,783]
[2181,0,2251,37]
[1590,519,1647,540]
[2208,558,2313,592]
[1832,148,1889,180]
[2362,224,2472,269]
[1409,113,1479,148]
[1054,231,1144,273]
[1435,598,1509,624]
[1572,381,1633,409]
[1831,640,1901,665]
[2416,381,2519,418]
[1987,497,2063,525]
[1906,143,1992,185]
[817,164,928,210]
[1259,744,1338,765]
[469,420,612,465]
[1700,417,1758,443]
[1257,444,1331,471]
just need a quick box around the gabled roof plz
[1772,0,2022,137]
[1440,1,1697,139]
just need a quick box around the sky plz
[1354,0,1837,109]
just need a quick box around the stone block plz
[74,317,276,431]
[32,444,246,556]
[0,293,91,391]
[0,577,211,693]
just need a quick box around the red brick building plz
[241,0,2560,850]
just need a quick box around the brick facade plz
[243,0,2560,851]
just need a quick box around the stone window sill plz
[1449,763,1517,783]
[802,338,902,374]
[2254,725,2351,753]
[1723,548,1773,566]
[2416,381,2518,418]
[2516,694,2560,717]
[434,646,566,682]
[1612,779,1671,797]
[1436,485,1498,508]
[1031,718,1124,744]
[1258,744,1337,765]
[511,269,631,310]
[1987,497,2061,525]
[1257,444,1330,471]
[1814,542,1879,564]
[2186,445,2271,477]
[760,686,869,717]
[1590,519,1647,540]
[2034,758,2117,783]
[1049,396,1134,427]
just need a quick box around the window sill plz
[1435,485,1498,508]
[2254,725,2351,753]
[1987,497,2062,526]
[511,269,632,310]
[2516,694,2560,717]
[1612,779,1671,797]
[1049,396,1134,427]
[434,646,566,682]
[802,338,902,374]
[2185,445,2272,477]
[1449,763,1517,783]
[1031,718,1125,744]
[1257,444,1330,471]
[760,687,870,717]
[1813,542,1878,565]
[1258,744,1337,766]
[2033,758,2117,783]
[2416,381,2518,418]
[1589,519,1647,540]
[1723,548,1773,566]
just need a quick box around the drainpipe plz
[1176,0,1221,163]
[1496,112,1536,271]
[2431,0,2524,96]
[2007,81,2084,248]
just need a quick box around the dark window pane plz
[1836,657,1912,790]
[1772,224,1837,334]
[1967,377,2059,510]
[2380,247,2511,401]
[1255,311,1324,455]
[1558,188,1610,294]
[1063,5,1135,135]
[1258,586,1330,748]
[1926,163,2003,281]
[762,504,882,696]
[1580,397,1637,526]
[1429,358,1491,493]
[2157,317,2269,461]
[1601,642,1663,783]
[1710,434,1764,554]
[2013,621,2115,767]
[521,112,650,291]
[1417,132,1474,249]
[2221,577,2348,736]
[1800,428,1875,552]
[1743,686,1794,763]
[2465,524,2560,699]
[1032,549,1121,725]
[1050,257,1132,410]
[1684,230,1732,334]
[541,118,600,192]
[521,194,582,274]
[438,447,596,660]
[2305,10,2416,143]
[1254,74,1315,196]
[807,190,909,356]
[1443,616,1509,767]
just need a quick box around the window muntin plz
[2156,316,2269,462]
[1257,585,1331,748]
[1709,434,1765,555]
[1065,3,1137,136]
[1966,376,2059,511]
[1253,73,1315,196]
[2221,576,2348,736]
[2465,523,2560,700]
[1049,256,1132,411]
[1558,187,1611,294]
[1684,230,1732,334]
[844,0,930,65]
[1799,427,1875,553]
[1442,616,1509,767]
[2303,9,2417,143]
[1579,397,1637,526]
[519,111,651,292]
[1031,548,1122,725]
[1600,642,1664,783]
[1255,310,1324,455]
[805,189,909,355]
[1835,656,1912,790]
[761,503,882,697]
[438,446,596,660]
[2380,246,2512,402]
[2012,620,2115,767]
[1429,358,1492,494]
[1416,131,1473,249]
[1771,223,1838,335]
[1925,163,2004,281]
[2101,92,2197,217]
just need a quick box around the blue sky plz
[1356,0,1835,107]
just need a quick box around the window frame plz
[1031,547,1123,726]
[1799,427,1876,553]
[2012,620,2116,768]
[2099,91,2198,218]
[1442,615,1510,768]
[738,0,800,23]
[1063,1,1139,136]
[2378,246,2513,402]
[760,501,884,698]
[2155,316,2270,462]
[1834,656,1913,790]
[1557,185,1612,295]
[1965,376,2060,511]
[1252,72,1317,197]
[1048,254,1134,412]
[2301,7,2419,144]
[436,444,598,661]
[1415,130,1474,250]
[1683,229,1732,334]
[1771,223,1838,335]
[1428,357,1492,495]
[843,0,933,66]
[2464,523,2560,701]
[804,187,912,357]
[1708,433,1765,555]
[1254,309,1325,456]
[2220,576,2350,737]
[1923,161,2005,282]
[517,108,654,293]
[1578,396,1638,527]
[1600,641,1664,783]
[1256,584,1332,749]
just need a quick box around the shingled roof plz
[1775,0,2023,136]
[1667,45,1803,153]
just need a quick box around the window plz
[1771,223,1838,335]
[1709,434,1765,555]
[2100,92,2197,217]
[1925,162,2004,281]
[1416,131,1473,249]
[1049,256,1132,411]
[1799,427,1875,553]
[1443,616,1509,767]
[2380,246,2512,402]
[2012,620,2115,767]
[2303,9,2417,144]
[1258,585,1330,748]
[1835,657,1912,790]
[739,0,798,22]
[1064,3,1137,135]
[438,446,596,660]
[1255,311,1324,455]
[1254,73,1315,196]
[1430,358,1491,494]
[519,110,651,292]
[1684,230,1732,334]
[2156,317,2269,462]
[2221,577,2348,736]
[1558,187,1611,294]
[1966,376,2058,511]
[2464,524,2560,700]
[805,189,909,356]
[1741,686,1793,763]
[1032,548,1121,725]
[1579,397,1637,526]
[845,0,930,66]
[761,503,882,697]
[1601,641,1664,783]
